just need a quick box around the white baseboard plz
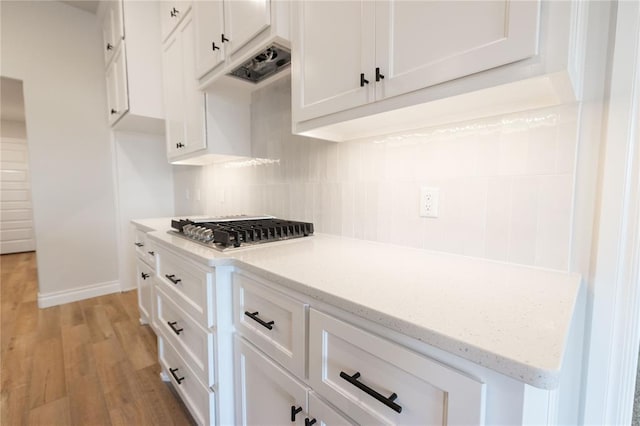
[37,280,121,308]
[120,284,137,292]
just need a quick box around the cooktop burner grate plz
[170,217,314,250]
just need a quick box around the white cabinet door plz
[136,259,153,324]
[105,44,128,125]
[224,0,271,56]
[160,0,192,42]
[194,0,225,79]
[235,336,308,426]
[292,0,375,123]
[101,0,124,65]
[162,30,185,158]
[374,0,540,101]
[181,14,207,155]
[162,11,206,159]
[307,392,354,426]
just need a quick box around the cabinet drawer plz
[134,229,156,267]
[159,335,215,426]
[136,259,154,326]
[156,285,215,388]
[233,271,307,378]
[156,246,215,328]
[309,309,485,425]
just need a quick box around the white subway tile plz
[535,175,572,270]
[508,177,539,265]
[484,177,512,261]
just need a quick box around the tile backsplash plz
[196,76,577,270]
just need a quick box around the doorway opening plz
[1,76,36,254]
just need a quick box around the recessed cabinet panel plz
[162,11,207,160]
[235,336,308,426]
[194,0,225,78]
[156,245,216,328]
[158,335,215,426]
[160,0,192,42]
[308,392,355,426]
[181,14,207,155]
[309,309,486,425]
[375,0,540,100]
[162,32,185,158]
[293,0,375,122]
[136,259,153,324]
[101,0,124,65]
[224,0,271,57]
[233,271,307,378]
[156,286,215,389]
[105,44,128,126]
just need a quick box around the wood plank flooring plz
[1,252,196,425]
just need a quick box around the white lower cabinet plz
[235,336,309,426]
[159,334,216,425]
[156,285,215,388]
[307,392,354,426]
[136,259,153,325]
[309,309,485,425]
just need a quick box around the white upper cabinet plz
[99,0,165,132]
[293,0,539,127]
[162,11,206,160]
[101,0,124,65]
[162,32,186,159]
[292,0,375,122]
[160,0,192,42]
[162,7,252,165]
[374,0,539,101]
[194,0,290,88]
[194,0,225,78]
[105,44,129,126]
[224,0,271,57]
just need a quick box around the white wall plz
[1,1,119,300]
[113,131,174,291]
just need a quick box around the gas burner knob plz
[202,229,213,242]
[196,226,208,241]
[183,224,195,237]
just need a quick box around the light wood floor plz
[0,252,195,425]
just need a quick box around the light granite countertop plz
[133,217,582,390]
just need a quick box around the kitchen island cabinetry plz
[134,219,583,425]
[233,269,485,425]
[151,241,234,426]
[132,225,157,328]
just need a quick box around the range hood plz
[227,43,291,84]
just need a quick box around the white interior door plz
[1,137,35,254]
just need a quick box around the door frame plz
[581,1,640,423]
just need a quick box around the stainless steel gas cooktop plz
[169,215,314,251]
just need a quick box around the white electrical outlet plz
[420,187,440,218]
